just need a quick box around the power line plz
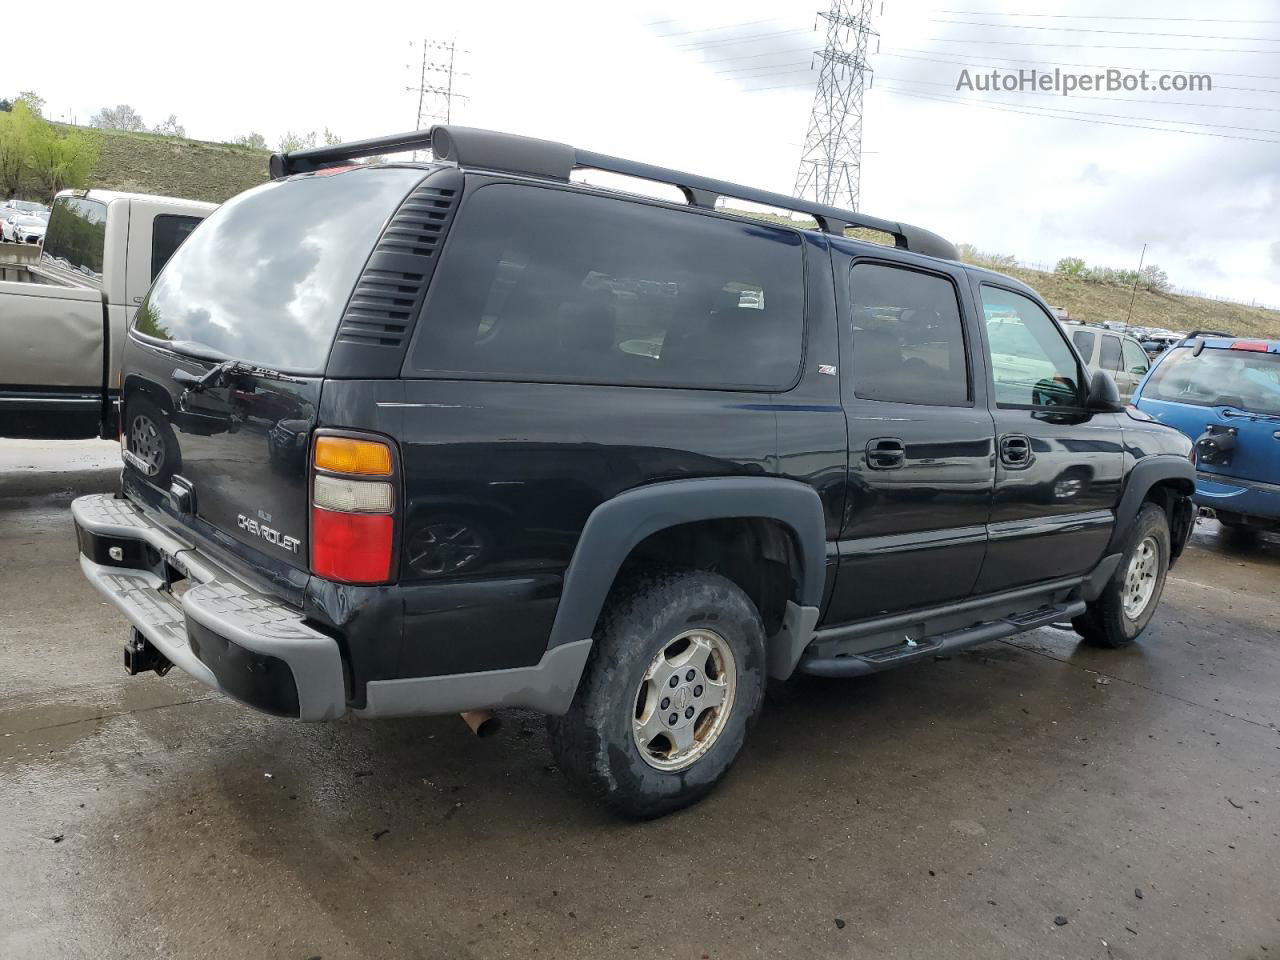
[883,46,1280,83]
[935,11,1280,24]
[928,19,1280,42]
[881,84,1280,135]
[652,16,788,38]
[678,27,809,50]
[877,74,1280,112]
[926,37,1280,54]
[715,61,811,76]
[877,85,1280,144]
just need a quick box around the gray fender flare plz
[1106,455,1195,554]
[546,477,827,680]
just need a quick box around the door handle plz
[866,437,906,470]
[999,434,1032,468]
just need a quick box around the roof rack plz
[1186,329,1235,339]
[269,125,958,261]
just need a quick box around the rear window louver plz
[335,182,457,349]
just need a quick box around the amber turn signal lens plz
[314,436,393,476]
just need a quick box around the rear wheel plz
[548,569,766,818]
[1073,503,1170,648]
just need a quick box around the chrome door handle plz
[866,437,906,470]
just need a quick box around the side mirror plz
[1087,369,1125,413]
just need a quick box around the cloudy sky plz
[20,0,1280,306]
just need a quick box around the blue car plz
[1134,335,1280,533]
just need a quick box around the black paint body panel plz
[110,164,1194,705]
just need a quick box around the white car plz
[13,215,48,244]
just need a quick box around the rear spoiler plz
[269,126,959,261]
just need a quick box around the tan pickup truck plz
[0,189,215,439]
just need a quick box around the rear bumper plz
[1194,472,1280,522]
[72,493,593,720]
[72,494,347,720]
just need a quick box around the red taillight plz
[311,509,394,583]
[309,432,397,585]
[1230,340,1270,352]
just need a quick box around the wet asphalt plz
[1,439,1277,960]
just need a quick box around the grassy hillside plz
[65,126,271,204]
[976,261,1280,339]
[741,211,1280,338]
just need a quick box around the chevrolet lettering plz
[236,514,301,553]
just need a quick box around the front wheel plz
[548,569,766,818]
[1073,503,1170,648]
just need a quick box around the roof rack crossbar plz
[269,129,435,179]
[269,125,958,260]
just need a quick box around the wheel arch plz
[546,477,827,676]
[1106,455,1196,557]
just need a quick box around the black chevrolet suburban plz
[73,126,1196,817]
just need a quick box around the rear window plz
[407,183,805,390]
[42,196,107,279]
[1144,345,1280,415]
[133,167,425,373]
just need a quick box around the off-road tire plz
[547,569,766,819]
[1072,503,1170,648]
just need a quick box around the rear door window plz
[1099,334,1123,373]
[407,183,805,390]
[848,262,970,406]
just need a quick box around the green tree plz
[322,127,342,145]
[90,104,146,132]
[233,132,268,149]
[26,123,97,195]
[1140,264,1170,293]
[153,114,186,137]
[16,90,45,117]
[1055,257,1087,278]
[0,102,97,199]
[277,130,317,152]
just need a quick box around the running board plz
[797,601,1085,678]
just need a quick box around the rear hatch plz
[1136,341,1280,485]
[120,165,431,601]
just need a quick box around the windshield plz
[1144,345,1280,416]
[134,167,425,373]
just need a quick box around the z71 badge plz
[236,514,301,553]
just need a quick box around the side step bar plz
[797,601,1085,678]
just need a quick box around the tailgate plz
[122,348,320,595]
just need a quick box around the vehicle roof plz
[1189,336,1280,353]
[54,187,217,211]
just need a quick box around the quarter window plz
[848,263,970,406]
[408,184,805,389]
[981,286,1083,408]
